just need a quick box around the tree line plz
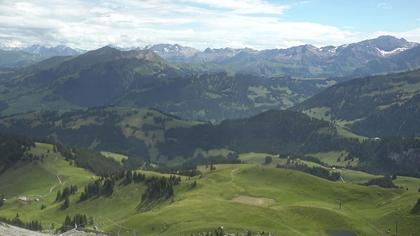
[0,194,4,207]
[60,213,93,232]
[363,175,397,188]
[55,143,124,176]
[276,160,340,181]
[79,170,147,202]
[0,133,35,173]
[140,175,181,208]
[56,185,78,202]
[0,214,42,231]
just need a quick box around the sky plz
[0,0,419,50]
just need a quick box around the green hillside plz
[0,108,361,168]
[0,46,334,121]
[0,107,203,163]
[0,49,44,68]
[0,142,94,198]
[0,146,419,236]
[294,69,420,137]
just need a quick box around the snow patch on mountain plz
[376,47,409,56]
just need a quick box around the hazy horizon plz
[1,0,419,50]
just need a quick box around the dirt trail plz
[57,175,63,185]
[230,168,239,181]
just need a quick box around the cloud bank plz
[0,0,418,50]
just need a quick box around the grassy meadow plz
[0,146,419,235]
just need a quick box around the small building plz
[17,196,29,202]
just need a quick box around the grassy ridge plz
[0,147,419,235]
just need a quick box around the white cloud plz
[182,0,290,15]
[372,28,420,43]
[0,0,416,50]
[377,1,392,10]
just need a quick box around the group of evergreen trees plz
[140,175,181,205]
[190,227,271,236]
[364,175,397,188]
[61,214,92,232]
[349,137,420,177]
[0,133,35,172]
[122,170,146,185]
[264,156,272,165]
[79,178,115,201]
[411,198,420,214]
[55,185,78,210]
[276,161,340,181]
[56,185,78,202]
[0,214,42,231]
[55,143,124,176]
[78,170,147,201]
[0,194,4,207]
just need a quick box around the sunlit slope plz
[0,142,94,198]
[0,146,419,236]
[116,164,420,236]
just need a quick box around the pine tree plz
[61,196,70,210]
[63,215,72,229]
[411,198,420,214]
[0,194,4,207]
[56,190,62,202]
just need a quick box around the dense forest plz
[0,133,34,173]
[350,137,420,177]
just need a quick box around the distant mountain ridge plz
[0,44,83,69]
[1,35,419,77]
[0,46,332,121]
[1,35,420,122]
[147,36,420,78]
[21,44,83,57]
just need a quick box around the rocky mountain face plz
[150,36,419,79]
[146,44,200,62]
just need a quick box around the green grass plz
[302,107,367,142]
[0,143,94,198]
[335,125,366,141]
[239,152,289,167]
[340,169,420,192]
[100,151,128,165]
[306,151,359,167]
[1,146,420,236]
[303,107,331,121]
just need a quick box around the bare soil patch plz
[232,195,274,207]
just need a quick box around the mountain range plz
[0,35,419,124]
[149,36,420,78]
[0,46,332,121]
[1,34,420,236]
[0,44,82,69]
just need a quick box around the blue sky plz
[0,0,419,50]
[280,0,420,32]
